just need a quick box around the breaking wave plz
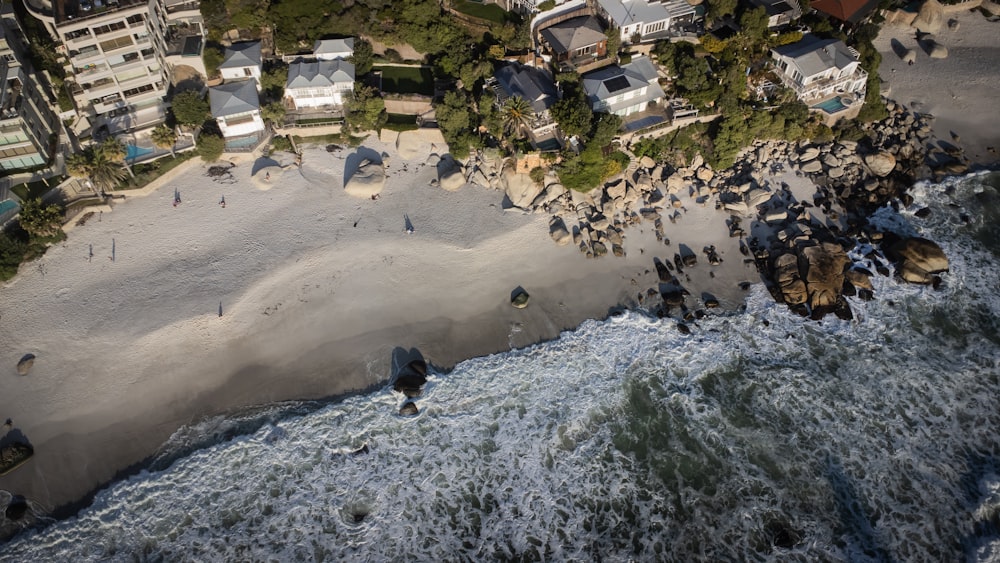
[3,173,1000,561]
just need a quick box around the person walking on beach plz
[220,195,226,208]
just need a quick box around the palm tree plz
[66,146,128,194]
[500,95,535,141]
[151,124,178,158]
[100,138,134,178]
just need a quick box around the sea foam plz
[3,173,1000,561]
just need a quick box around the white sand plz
[0,133,758,511]
[874,9,1000,165]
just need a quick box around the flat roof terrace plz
[53,0,147,26]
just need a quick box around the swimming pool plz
[812,97,851,114]
[0,199,19,214]
[126,144,154,161]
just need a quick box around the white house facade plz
[285,60,354,109]
[595,0,695,42]
[771,34,867,102]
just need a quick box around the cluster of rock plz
[392,356,428,416]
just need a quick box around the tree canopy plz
[196,133,225,162]
[17,198,63,239]
[345,83,388,133]
[171,90,211,127]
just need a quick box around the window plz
[244,68,253,77]
[123,84,155,98]
[93,22,127,36]
[127,15,145,26]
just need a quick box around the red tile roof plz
[810,0,879,24]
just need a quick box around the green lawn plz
[375,65,435,96]
[452,0,508,23]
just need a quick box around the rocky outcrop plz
[913,0,944,33]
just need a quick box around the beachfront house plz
[594,0,696,43]
[312,38,354,61]
[490,63,562,150]
[218,41,262,89]
[746,0,803,28]
[539,15,609,72]
[771,34,867,103]
[581,55,665,117]
[210,79,267,151]
[284,60,355,110]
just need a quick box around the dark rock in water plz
[399,401,419,416]
[683,310,695,322]
[842,279,857,297]
[353,512,367,523]
[833,298,854,320]
[763,518,802,550]
[676,323,691,335]
[914,207,932,218]
[392,356,427,397]
[406,359,428,377]
[694,309,705,319]
[887,237,949,284]
[511,287,530,309]
[874,261,890,277]
[704,297,720,308]
[858,288,874,301]
[351,444,370,456]
[16,354,35,376]
[5,495,28,520]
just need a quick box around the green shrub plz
[537,0,556,10]
[271,136,294,153]
[529,166,545,184]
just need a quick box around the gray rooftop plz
[218,41,262,70]
[597,0,672,27]
[582,55,665,112]
[287,60,355,89]
[494,63,559,114]
[539,16,606,55]
[210,80,260,118]
[773,34,858,78]
[312,38,355,58]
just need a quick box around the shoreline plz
[1,8,998,529]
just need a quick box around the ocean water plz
[2,173,1000,561]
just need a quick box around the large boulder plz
[888,237,949,283]
[438,157,466,192]
[864,152,897,177]
[511,287,530,308]
[927,41,948,59]
[344,159,386,198]
[549,217,572,246]
[774,253,808,306]
[503,167,543,208]
[913,0,944,33]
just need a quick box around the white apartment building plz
[23,0,205,135]
[771,34,868,102]
[0,4,60,172]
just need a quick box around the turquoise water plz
[0,199,18,214]
[813,97,850,114]
[2,173,999,560]
[125,144,154,161]
[226,136,262,149]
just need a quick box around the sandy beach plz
[2,5,999,519]
[0,132,761,514]
[874,7,1000,166]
